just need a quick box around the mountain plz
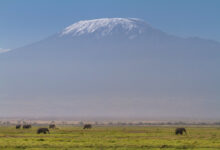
[0,48,10,54]
[0,18,220,119]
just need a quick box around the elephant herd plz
[15,124,56,134]
[15,124,93,134]
[15,124,187,135]
[16,124,32,129]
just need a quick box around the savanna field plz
[0,126,220,150]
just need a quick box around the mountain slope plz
[0,18,220,119]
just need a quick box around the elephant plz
[16,124,21,129]
[83,124,92,129]
[23,124,32,129]
[37,128,50,134]
[175,128,187,135]
[49,124,56,129]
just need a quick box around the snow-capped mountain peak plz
[61,18,152,38]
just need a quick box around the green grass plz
[0,126,219,149]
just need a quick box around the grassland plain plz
[0,126,219,150]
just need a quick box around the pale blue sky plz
[0,0,220,49]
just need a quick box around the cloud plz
[0,48,10,53]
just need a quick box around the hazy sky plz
[0,0,220,49]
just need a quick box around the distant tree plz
[137,122,144,125]
[62,121,67,125]
[214,122,220,125]
[79,121,84,126]
[108,122,113,126]
[6,121,11,125]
